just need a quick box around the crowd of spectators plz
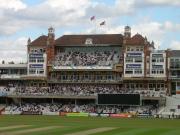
[13,85,121,96]
[54,50,120,67]
[0,84,166,97]
[4,103,156,115]
[135,90,166,97]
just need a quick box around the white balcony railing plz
[0,74,21,79]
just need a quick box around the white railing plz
[0,74,21,79]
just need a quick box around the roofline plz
[61,33,123,36]
[55,34,124,41]
[55,44,123,46]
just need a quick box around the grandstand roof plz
[28,35,48,46]
[55,34,123,46]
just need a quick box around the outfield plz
[0,115,180,135]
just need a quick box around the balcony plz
[8,93,97,99]
[21,75,47,80]
[169,75,180,80]
[0,74,24,80]
[48,78,123,84]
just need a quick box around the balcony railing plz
[169,75,180,79]
[5,88,167,98]
[48,78,122,83]
[0,74,22,79]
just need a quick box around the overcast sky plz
[0,0,180,63]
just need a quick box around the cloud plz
[142,0,180,6]
[44,0,90,10]
[0,0,26,11]
[0,37,27,63]
[87,0,180,19]
[0,0,92,36]
[169,41,180,50]
[1,0,165,36]
[163,21,180,32]
[0,0,180,36]
[86,0,136,18]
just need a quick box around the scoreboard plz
[97,94,141,105]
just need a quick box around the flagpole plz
[94,18,97,34]
[90,16,97,34]
[99,21,106,33]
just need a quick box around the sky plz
[0,0,180,63]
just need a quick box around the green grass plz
[0,115,180,135]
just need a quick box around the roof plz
[170,50,180,57]
[55,34,123,46]
[28,35,48,46]
[125,33,145,45]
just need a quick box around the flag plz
[100,21,105,26]
[90,16,95,21]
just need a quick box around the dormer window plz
[85,38,93,45]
